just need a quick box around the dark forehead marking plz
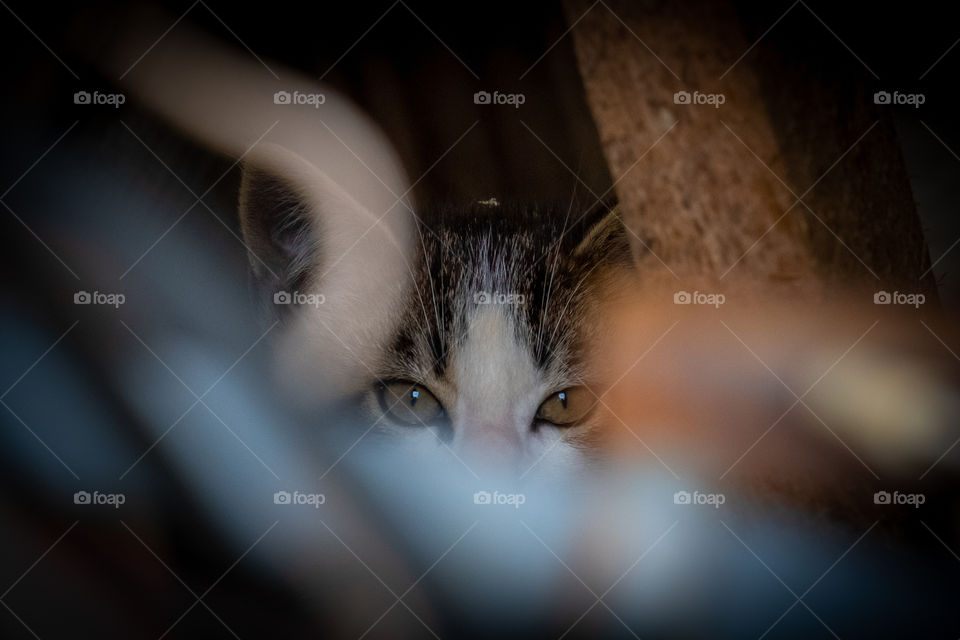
[393,199,622,378]
[390,331,419,367]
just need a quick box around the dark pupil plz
[410,388,420,407]
[558,392,567,409]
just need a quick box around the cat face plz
[369,202,633,470]
[239,145,634,474]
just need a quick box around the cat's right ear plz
[238,144,323,296]
[238,143,416,400]
[237,143,412,304]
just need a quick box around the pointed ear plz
[573,207,634,268]
[238,142,408,299]
[238,151,316,294]
[238,142,416,401]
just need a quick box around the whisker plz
[537,181,580,360]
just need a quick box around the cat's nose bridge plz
[451,418,525,469]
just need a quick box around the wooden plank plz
[564,0,935,300]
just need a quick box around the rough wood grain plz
[564,0,935,300]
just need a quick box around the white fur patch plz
[451,306,540,427]
[444,306,581,472]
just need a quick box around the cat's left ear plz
[574,208,634,268]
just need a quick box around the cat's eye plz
[376,380,445,426]
[535,387,594,426]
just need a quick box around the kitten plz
[239,144,634,473]
[109,21,642,476]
